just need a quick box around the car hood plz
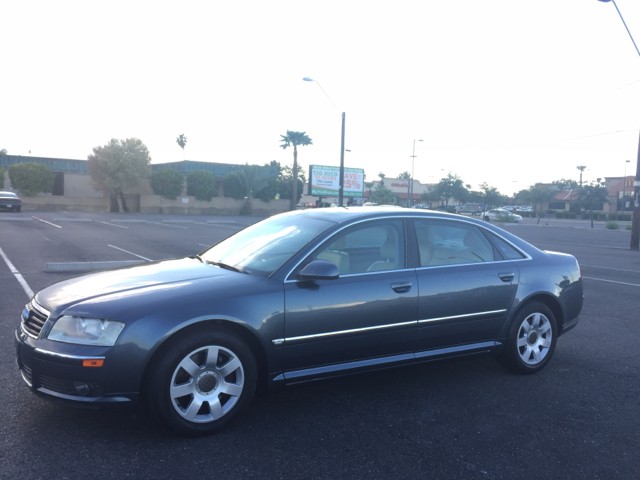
[35,257,231,313]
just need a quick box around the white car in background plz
[483,208,523,223]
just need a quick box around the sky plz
[3,0,640,196]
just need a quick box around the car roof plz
[0,191,18,197]
[287,206,481,225]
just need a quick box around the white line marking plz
[582,264,640,274]
[32,216,62,228]
[144,221,188,229]
[96,220,128,229]
[108,244,153,261]
[583,276,640,287]
[0,246,34,298]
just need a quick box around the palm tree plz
[230,165,271,214]
[577,165,587,187]
[280,130,313,211]
[176,134,188,160]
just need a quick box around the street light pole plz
[598,0,640,249]
[303,77,346,206]
[409,139,423,206]
[622,159,630,211]
[339,112,346,207]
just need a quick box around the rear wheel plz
[147,330,257,436]
[499,302,557,374]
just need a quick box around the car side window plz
[415,220,495,266]
[486,232,526,260]
[312,220,405,274]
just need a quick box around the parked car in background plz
[16,207,582,435]
[455,203,483,215]
[0,191,22,212]
[483,208,523,223]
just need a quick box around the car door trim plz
[273,309,505,345]
[418,309,507,324]
[272,319,417,345]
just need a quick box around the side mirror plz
[297,260,340,281]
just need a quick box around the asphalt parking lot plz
[1,212,639,479]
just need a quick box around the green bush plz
[186,170,217,201]
[608,212,632,222]
[606,221,620,230]
[8,163,54,196]
[151,168,184,199]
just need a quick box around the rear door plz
[413,219,523,354]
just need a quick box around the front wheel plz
[498,302,558,374]
[147,330,257,436]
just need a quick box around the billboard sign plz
[309,165,365,197]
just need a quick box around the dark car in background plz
[15,207,583,435]
[0,191,22,212]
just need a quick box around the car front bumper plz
[15,328,138,409]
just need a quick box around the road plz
[0,212,638,479]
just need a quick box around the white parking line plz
[96,220,128,229]
[144,220,188,229]
[32,216,62,228]
[583,276,640,288]
[0,246,34,298]
[108,245,153,261]
[582,264,640,274]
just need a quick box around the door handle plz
[498,272,515,282]
[391,282,412,293]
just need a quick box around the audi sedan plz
[15,207,583,435]
[0,191,22,212]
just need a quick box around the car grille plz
[21,301,50,338]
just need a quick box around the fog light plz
[73,382,91,396]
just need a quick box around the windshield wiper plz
[205,261,245,273]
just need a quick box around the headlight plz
[47,316,125,346]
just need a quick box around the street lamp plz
[303,77,347,207]
[598,0,640,250]
[409,139,423,206]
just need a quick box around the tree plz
[552,178,578,191]
[186,170,217,201]
[151,168,184,199]
[576,165,587,187]
[431,173,469,205]
[88,138,151,212]
[477,183,504,209]
[516,184,556,223]
[176,134,187,160]
[274,163,306,203]
[223,165,274,214]
[370,182,397,205]
[8,163,54,196]
[577,181,609,228]
[398,171,411,179]
[0,148,7,156]
[280,131,312,211]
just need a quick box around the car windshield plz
[200,214,335,275]
[1,192,17,198]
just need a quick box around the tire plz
[483,216,490,222]
[498,302,558,374]
[147,330,257,436]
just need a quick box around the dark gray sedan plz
[0,191,22,212]
[15,207,583,435]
